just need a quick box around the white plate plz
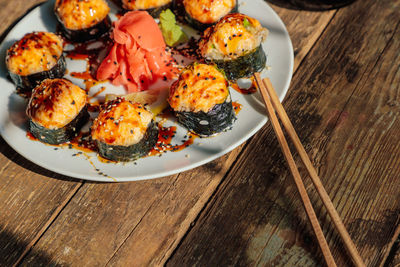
[0,0,293,182]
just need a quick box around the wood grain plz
[167,0,400,266]
[272,5,335,71]
[0,1,45,36]
[0,1,86,266]
[0,139,82,266]
[11,3,337,267]
[386,238,400,267]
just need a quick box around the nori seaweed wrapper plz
[121,2,172,18]
[209,45,266,80]
[96,120,159,162]
[29,105,89,145]
[58,16,111,43]
[175,97,235,136]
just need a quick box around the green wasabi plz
[160,9,188,47]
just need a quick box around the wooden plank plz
[18,6,336,267]
[0,0,44,37]
[0,139,83,266]
[388,248,400,267]
[0,1,85,266]
[167,0,400,266]
[385,232,400,267]
[271,5,336,71]
[20,179,175,266]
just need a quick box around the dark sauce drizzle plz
[232,101,242,115]
[231,76,258,95]
[149,126,198,157]
[64,34,112,91]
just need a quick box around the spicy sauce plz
[232,101,242,115]
[149,125,198,156]
[26,131,38,141]
[70,70,102,92]
[65,35,111,92]
[69,131,97,153]
[231,82,257,95]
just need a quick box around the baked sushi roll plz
[181,0,237,31]
[26,79,89,145]
[121,0,172,18]
[199,13,268,80]
[91,98,159,161]
[6,32,66,95]
[168,63,235,136]
[55,0,111,42]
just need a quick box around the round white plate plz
[0,0,293,182]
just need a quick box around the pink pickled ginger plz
[97,11,178,92]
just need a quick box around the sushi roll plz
[182,0,237,31]
[121,0,172,18]
[6,32,66,95]
[26,78,89,145]
[55,0,111,42]
[168,63,235,136]
[198,13,268,80]
[91,98,159,161]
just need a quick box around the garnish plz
[159,9,188,47]
[105,87,169,116]
[96,11,178,92]
[243,17,251,29]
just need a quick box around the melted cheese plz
[183,0,235,24]
[199,13,268,60]
[122,0,171,10]
[91,99,153,146]
[168,63,229,113]
[26,79,87,129]
[6,32,63,76]
[55,0,110,30]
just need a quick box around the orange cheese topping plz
[6,32,63,76]
[27,79,87,129]
[183,0,236,24]
[168,63,229,113]
[199,13,268,60]
[91,99,153,146]
[122,0,171,10]
[55,0,110,30]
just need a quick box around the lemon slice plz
[105,89,169,116]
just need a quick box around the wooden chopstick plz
[253,73,337,267]
[253,73,365,267]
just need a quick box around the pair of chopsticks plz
[253,73,365,267]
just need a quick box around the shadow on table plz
[0,136,79,183]
[265,0,356,10]
[0,228,61,266]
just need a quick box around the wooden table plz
[0,0,399,266]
